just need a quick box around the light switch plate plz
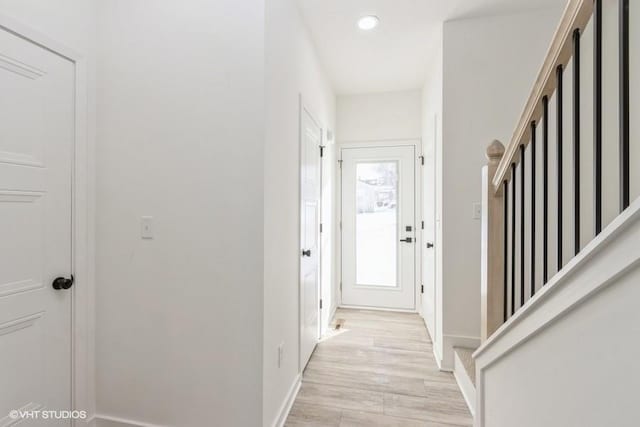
[141,216,154,239]
[473,203,482,220]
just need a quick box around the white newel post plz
[481,140,505,342]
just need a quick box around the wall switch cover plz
[473,203,482,220]
[141,216,154,239]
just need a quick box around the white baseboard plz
[92,414,168,427]
[454,351,476,417]
[338,304,418,313]
[272,374,302,427]
[441,334,480,371]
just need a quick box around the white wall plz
[263,0,336,425]
[95,1,264,426]
[420,35,443,358]
[337,90,422,143]
[439,8,562,369]
[0,0,98,421]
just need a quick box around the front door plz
[300,106,321,368]
[0,26,74,424]
[341,145,416,310]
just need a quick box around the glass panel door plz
[341,145,416,310]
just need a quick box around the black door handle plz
[52,275,74,290]
[301,249,311,257]
[426,242,434,248]
[400,238,413,243]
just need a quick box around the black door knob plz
[301,249,311,257]
[400,238,413,243]
[52,276,74,290]
[426,242,434,248]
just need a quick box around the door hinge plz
[419,155,425,165]
[421,220,425,230]
[340,282,343,291]
[320,145,325,158]
[338,159,343,168]
[320,223,323,233]
[319,299,323,309]
[421,284,424,294]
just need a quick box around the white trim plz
[93,414,169,427]
[338,304,417,314]
[272,374,302,427]
[298,95,323,373]
[0,13,94,425]
[325,303,338,333]
[453,350,476,417]
[338,138,421,147]
[473,197,640,427]
[432,343,444,371]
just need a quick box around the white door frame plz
[298,96,323,371]
[337,139,422,313]
[0,14,94,424]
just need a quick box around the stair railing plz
[481,0,633,340]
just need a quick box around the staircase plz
[474,0,640,426]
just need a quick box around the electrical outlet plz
[277,343,284,368]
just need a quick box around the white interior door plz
[341,145,416,310]
[300,106,321,368]
[0,27,74,425]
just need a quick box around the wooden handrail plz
[492,0,593,192]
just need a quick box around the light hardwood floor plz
[285,309,472,427]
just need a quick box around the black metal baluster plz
[557,65,564,270]
[594,0,603,235]
[543,96,549,284]
[573,28,581,256]
[620,0,630,211]
[511,163,517,315]
[520,145,525,307]
[503,180,509,322]
[531,122,537,297]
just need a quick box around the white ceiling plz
[296,0,565,94]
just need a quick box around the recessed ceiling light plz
[358,15,379,31]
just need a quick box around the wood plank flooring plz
[285,309,472,427]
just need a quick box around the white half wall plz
[439,7,562,369]
[264,0,336,425]
[475,199,640,427]
[95,1,264,426]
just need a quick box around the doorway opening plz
[340,143,419,311]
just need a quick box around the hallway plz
[286,309,472,426]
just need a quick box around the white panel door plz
[341,146,416,310]
[0,27,74,425]
[300,107,321,368]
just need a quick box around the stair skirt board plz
[454,349,476,417]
